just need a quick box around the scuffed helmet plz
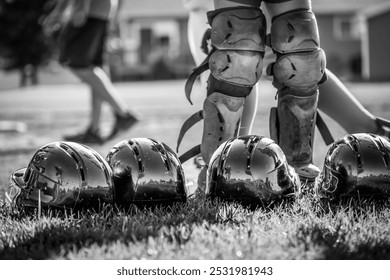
[106,138,187,207]
[316,133,390,200]
[206,135,301,205]
[5,141,114,209]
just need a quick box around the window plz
[333,15,360,40]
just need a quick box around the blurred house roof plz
[119,0,188,19]
[357,1,390,19]
[119,0,390,19]
[312,0,390,14]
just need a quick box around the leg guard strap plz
[177,110,203,153]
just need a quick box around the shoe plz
[193,155,206,169]
[64,128,104,145]
[292,163,320,195]
[293,163,320,182]
[107,112,138,140]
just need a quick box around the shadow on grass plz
[0,198,221,260]
[0,223,120,259]
[294,223,390,259]
[2,195,389,260]
[322,235,390,260]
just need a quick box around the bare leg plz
[89,88,103,132]
[264,0,309,15]
[186,3,210,89]
[213,0,255,8]
[71,66,131,117]
[66,66,137,142]
[319,70,377,133]
[240,86,258,135]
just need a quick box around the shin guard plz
[201,92,245,165]
[267,9,327,181]
[272,91,320,180]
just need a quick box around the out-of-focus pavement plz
[1,67,390,184]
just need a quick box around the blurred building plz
[109,0,191,81]
[358,2,390,81]
[109,0,390,82]
[313,0,390,81]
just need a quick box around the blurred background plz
[1,0,390,87]
[0,0,390,184]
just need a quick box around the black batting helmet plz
[106,138,187,208]
[206,135,301,205]
[5,141,114,210]
[316,133,390,200]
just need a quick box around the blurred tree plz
[0,0,58,85]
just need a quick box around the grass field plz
[1,74,390,260]
[1,192,390,259]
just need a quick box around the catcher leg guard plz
[267,9,326,181]
[200,5,265,165]
[201,92,245,166]
[179,6,265,156]
[272,92,320,181]
[179,5,266,193]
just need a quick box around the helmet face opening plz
[317,133,390,200]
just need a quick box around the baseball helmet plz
[316,133,390,200]
[206,135,301,206]
[5,141,114,210]
[106,138,187,208]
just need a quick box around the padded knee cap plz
[271,49,326,91]
[207,7,266,92]
[269,9,320,53]
[267,9,327,94]
[209,49,264,88]
[208,7,266,52]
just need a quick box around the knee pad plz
[185,6,266,103]
[267,9,326,95]
[201,92,245,164]
[208,7,266,94]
